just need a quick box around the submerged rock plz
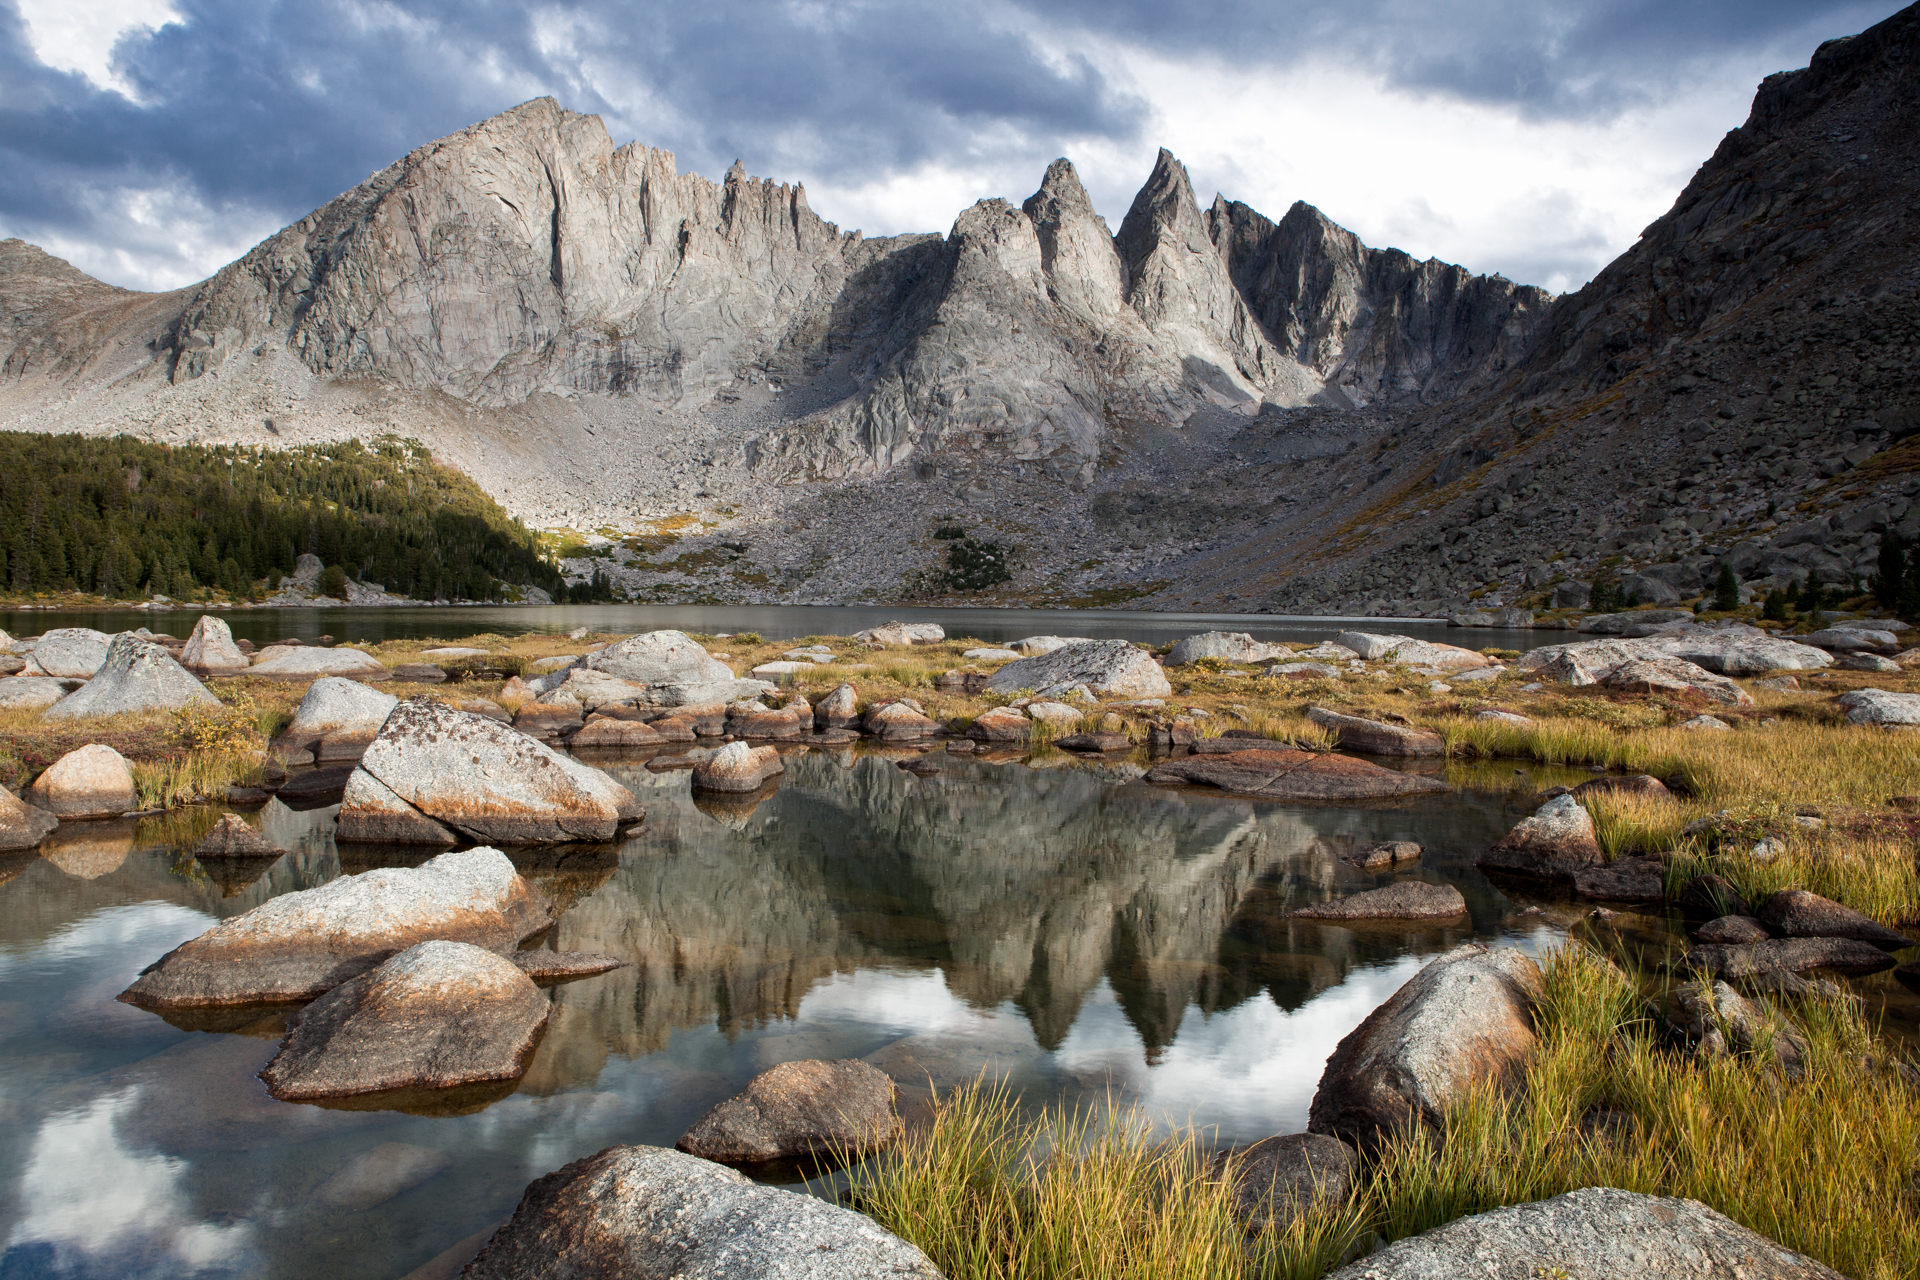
[1306,707,1445,756]
[508,951,629,984]
[1321,1186,1843,1280]
[43,635,219,720]
[1290,881,1467,921]
[984,640,1172,699]
[1308,944,1542,1153]
[462,1145,942,1280]
[1145,749,1449,801]
[120,847,551,1007]
[260,940,549,1101]
[1347,841,1422,869]
[691,741,785,793]
[191,813,284,859]
[27,744,136,818]
[1212,1133,1358,1234]
[677,1059,902,1163]
[1476,795,1603,882]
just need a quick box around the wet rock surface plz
[676,1059,902,1163]
[260,940,550,1102]
[1308,944,1541,1153]
[1322,1186,1843,1280]
[462,1144,942,1280]
[1146,749,1450,800]
[121,847,551,1007]
[1291,881,1467,921]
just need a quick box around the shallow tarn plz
[0,747,1714,1279]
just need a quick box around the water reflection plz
[0,750,1577,1279]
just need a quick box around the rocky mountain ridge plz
[2,2,1916,614]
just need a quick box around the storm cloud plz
[0,0,1906,293]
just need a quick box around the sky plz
[0,0,1907,297]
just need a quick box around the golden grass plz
[131,751,265,810]
[859,948,1920,1280]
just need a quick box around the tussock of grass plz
[848,1080,1369,1280]
[861,949,1920,1280]
[1371,946,1920,1280]
[1668,832,1920,926]
[131,752,264,810]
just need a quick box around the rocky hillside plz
[1,2,1915,613]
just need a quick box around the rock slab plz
[677,1059,902,1163]
[1146,749,1449,800]
[1322,1186,1842,1279]
[1291,881,1467,921]
[121,847,551,1007]
[1307,707,1445,756]
[260,940,549,1101]
[461,1144,942,1279]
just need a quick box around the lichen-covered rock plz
[581,630,766,706]
[1290,881,1467,921]
[284,676,399,739]
[1476,795,1602,881]
[1605,657,1753,706]
[180,615,250,676]
[1009,635,1094,656]
[249,646,391,679]
[1306,707,1445,756]
[1308,944,1542,1153]
[260,940,549,1101]
[691,741,785,793]
[42,635,218,720]
[119,847,551,1007]
[1166,631,1288,666]
[20,628,110,679]
[677,1059,902,1163]
[1321,1186,1842,1280]
[1835,687,1920,725]
[354,699,640,843]
[461,1145,943,1280]
[1146,749,1449,800]
[335,768,460,845]
[27,744,136,818]
[0,676,72,711]
[985,640,1172,699]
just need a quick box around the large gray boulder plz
[984,640,1171,699]
[582,630,766,706]
[260,940,550,1101]
[180,615,250,676]
[1802,626,1899,653]
[1334,633,1491,671]
[461,1144,943,1279]
[119,847,552,1007]
[1476,795,1603,881]
[1166,631,1287,666]
[1605,657,1753,706]
[0,676,72,711]
[42,635,218,720]
[344,699,641,844]
[1322,1186,1842,1279]
[1009,635,1094,655]
[284,676,398,739]
[1835,688,1920,725]
[677,1059,902,1162]
[1521,631,1832,679]
[852,620,945,646]
[249,646,391,679]
[20,628,110,678]
[27,744,136,818]
[336,768,460,845]
[1308,944,1542,1153]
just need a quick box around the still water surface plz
[0,748,1607,1279]
[0,604,1555,653]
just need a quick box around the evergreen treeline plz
[0,433,566,602]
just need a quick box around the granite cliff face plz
[2,3,1915,612]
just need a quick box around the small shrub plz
[173,691,265,754]
[316,564,349,599]
[944,538,1013,592]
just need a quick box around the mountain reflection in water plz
[0,750,1574,1280]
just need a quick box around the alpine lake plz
[0,608,1702,1279]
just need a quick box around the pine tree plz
[1712,564,1740,612]
[1874,533,1906,607]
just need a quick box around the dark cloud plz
[0,0,1908,289]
